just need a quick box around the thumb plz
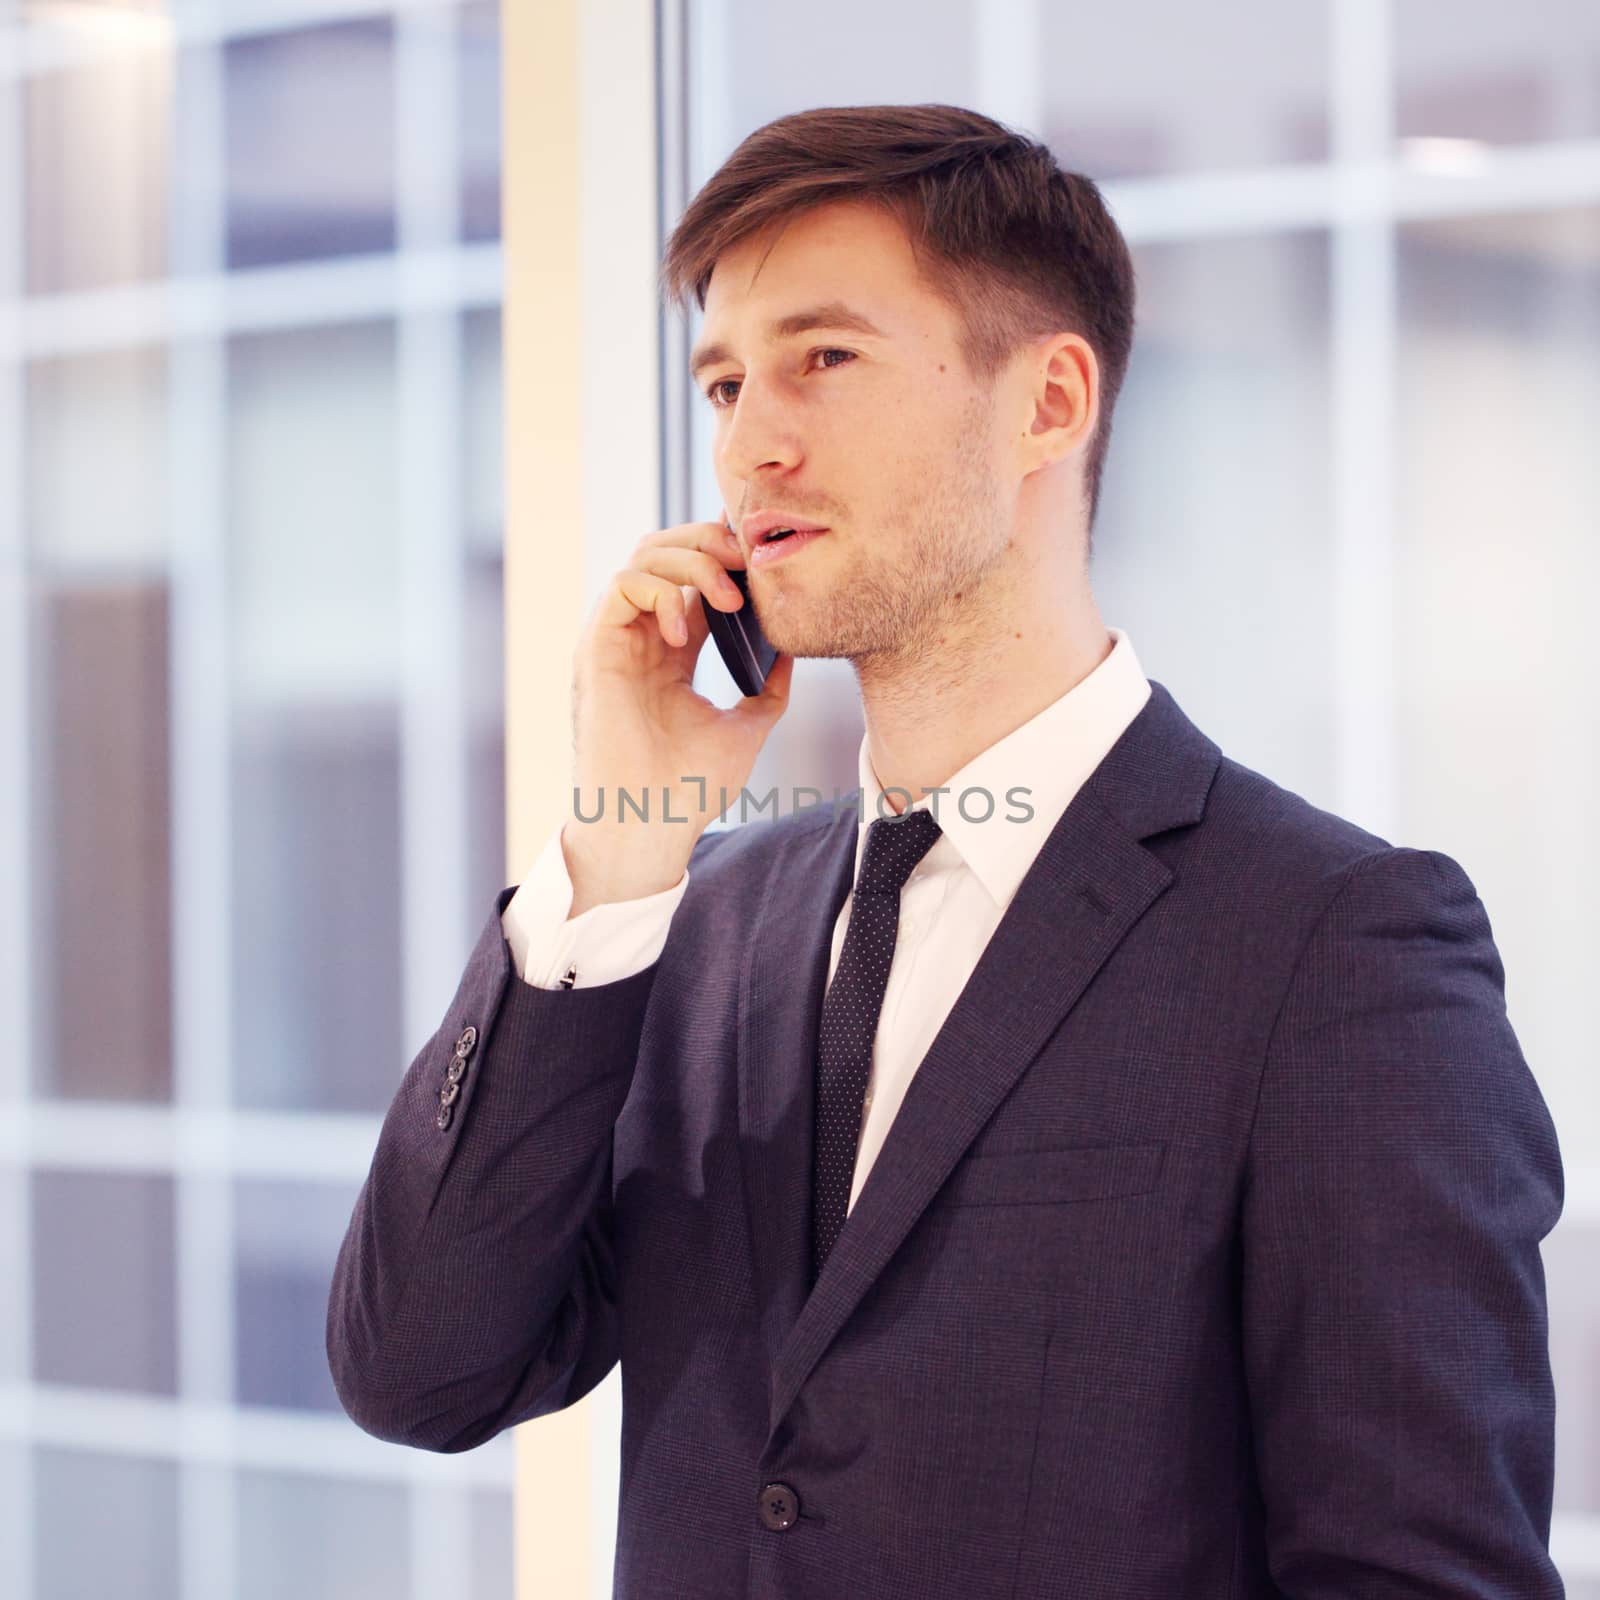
[739,650,794,721]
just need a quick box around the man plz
[327,104,1566,1597]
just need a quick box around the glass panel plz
[701,0,973,171]
[462,306,503,558]
[1069,231,1336,798]
[703,0,1330,185]
[24,348,168,575]
[466,554,507,906]
[30,581,173,1101]
[23,38,172,294]
[462,307,506,905]
[33,1446,179,1600]
[0,1443,18,1599]
[235,1467,410,1600]
[229,706,403,1111]
[0,1165,17,1386]
[1547,1221,1600,1515]
[460,0,502,243]
[31,1170,176,1395]
[1393,207,1600,1170]
[225,320,403,1114]
[26,346,173,1101]
[223,19,397,269]
[470,1486,516,1597]
[1037,0,1331,176]
[233,1176,359,1413]
[1396,1,1600,149]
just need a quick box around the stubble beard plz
[751,389,1008,668]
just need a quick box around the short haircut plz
[660,103,1138,540]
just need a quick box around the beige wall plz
[503,0,662,1593]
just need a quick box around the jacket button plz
[757,1482,799,1531]
[446,1057,466,1085]
[454,1025,477,1058]
[436,1103,454,1131]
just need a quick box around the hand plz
[561,516,794,914]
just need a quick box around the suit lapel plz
[735,678,1222,1446]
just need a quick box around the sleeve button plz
[454,1025,478,1057]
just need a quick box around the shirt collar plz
[850,626,1153,913]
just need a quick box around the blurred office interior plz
[0,1,1596,1596]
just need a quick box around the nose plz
[715,375,804,482]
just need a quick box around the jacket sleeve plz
[326,827,725,1452]
[1241,845,1565,1596]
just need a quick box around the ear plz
[1019,332,1098,474]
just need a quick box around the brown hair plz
[659,103,1137,541]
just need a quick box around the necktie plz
[811,806,944,1286]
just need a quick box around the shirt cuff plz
[500,824,692,989]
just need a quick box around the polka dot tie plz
[811,806,944,1287]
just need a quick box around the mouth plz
[748,525,828,567]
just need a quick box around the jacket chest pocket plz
[938,1139,1166,1208]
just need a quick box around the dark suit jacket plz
[327,678,1566,1598]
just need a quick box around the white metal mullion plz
[0,243,503,360]
[655,0,691,531]
[6,0,446,77]
[11,131,1600,364]
[1098,139,1600,240]
[0,1385,513,1486]
[1326,0,1396,839]
[973,0,1042,143]
[3,1104,383,1180]
[680,0,730,534]
[0,19,37,1600]
[395,6,476,1597]
[168,8,237,1599]
[395,0,470,1110]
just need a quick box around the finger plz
[598,569,688,644]
[736,649,794,718]
[635,521,747,573]
[630,544,745,615]
[680,585,713,656]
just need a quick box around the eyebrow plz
[688,302,890,384]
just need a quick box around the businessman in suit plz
[328,104,1566,1597]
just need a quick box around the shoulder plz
[1194,749,1483,916]
[1199,756,1511,1073]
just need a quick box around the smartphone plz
[705,513,778,695]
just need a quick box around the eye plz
[703,347,856,409]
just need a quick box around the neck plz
[857,562,1111,816]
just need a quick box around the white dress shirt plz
[501,625,1152,1214]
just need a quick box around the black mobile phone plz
[705,514,778,696]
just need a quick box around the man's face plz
[694,200,1021,666]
